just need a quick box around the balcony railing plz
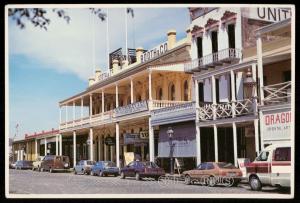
[114,100,148,117]
[151,101,195,117]
[184,48,242,72]
[151,100,189,109]
[198,99,255,121]
[262,81,291,105]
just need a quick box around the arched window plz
[156,87,163,100]
[169,83,175,101]
[184,80,189,101]
[136,94,142,102]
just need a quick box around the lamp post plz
[243,68,256,99]
[167,127,174,175]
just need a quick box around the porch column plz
[213,124,218,162]
[73,131,76,167]
[256,35,264,105]
[89,128,94,161]
[148,118,155,162]
[110,145,114,162]
[232,122,238,167]
[80,97,83,122]
[59,134,62,156]
[35,139,38,160]
[44,138,47,156]
[254,119,260,156]
[116,122,120,167]
[115,84,119,108]
[230,70,236,117]
[211,75,217,120]
[259,111,265,150]
[196,126,201,166]
[148,70,152,100]
[130,77,134,103]
[102,90,105,116]
[55,135,58,155]
[65,104,68,128]
[89,94,93,120]
[195,79,199,108]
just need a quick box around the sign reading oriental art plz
[141,42,168,63]
[262,110,291,142]
[114,100,148,117]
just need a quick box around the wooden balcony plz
[262,81,291,106]
[184,48,242,73]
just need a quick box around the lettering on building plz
[141,42,168,63]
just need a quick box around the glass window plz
[206,163,215,170]
[274,147,291,161]
[197,163,207,170]
[217,162,237,169]
[256,151,269,161]
[104,162,116,167]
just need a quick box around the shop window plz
[211,31,218,53]
[227,24,235,49]
[274,147,291,161]
[169,83,176,101]
[196,36,203,58]
[157,87,163,100]
[184,80,189,101]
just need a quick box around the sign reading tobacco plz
[141,42,168,63]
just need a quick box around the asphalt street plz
[9,169,291,195]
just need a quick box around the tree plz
[8,8,107,30]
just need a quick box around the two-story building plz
[58,29,194,169]
[184,7,292,167]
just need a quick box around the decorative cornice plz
[204,18,219,31]
[221,11,237,24]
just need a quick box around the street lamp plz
[243,68,256,99]
[167,127,174,175]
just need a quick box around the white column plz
[89,94,93,120]
[213,124,218,162]
[230,70,236,118]
[80,97,83,121]
[211,75,217,120]
[115,84,119,108]
[116,122,120,167]
[232,122,238,167]
[254,119,260,156]
[59,106,62,125]
[130,77,134,103]
[259,111,264,150]
[73,101,75,126]
[89,128,94,161]
[148,70,152,100]
[196,126,201,166]
[102,90,105,116]
[56,135,58,155]
[195,79,199,107]
[65,105,68,128]
[256,36,264,105]
[59,134,62,156]
[148,118,155,162]
[98,135,102,161]
[35,139,38,160]
[44,138,47,156]
[73,131,76,167]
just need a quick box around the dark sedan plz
[90,161,119,177]
[15,160,33,170]
[120,161,165,181]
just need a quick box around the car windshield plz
[104,162,116,167]
[217,163,237,169]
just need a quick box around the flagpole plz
[106,8,110,71]
[92,11,95,73]
[125,8,128,61]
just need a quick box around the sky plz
[8,6,190,140]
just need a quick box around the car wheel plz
[250,176,262,191]
[74,170,77,175]
[49,168,53,173]
[99,171,104,177]
[208,176,216,187]
[120,172,125,179]
[135,172,140,181]
[184,175,192,185]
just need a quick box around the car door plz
[126,161,136,176]
[255,150,271,185]
[195,163,207,179]
[75,161,82,173]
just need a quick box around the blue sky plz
[8,7,190,139]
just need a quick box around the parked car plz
[91,161,119,177]
[9,162,17,169]
[32,156,45,171]
[182,162,242,187]
[246,142,291,191]
[120,161,165,181]
[40,155,70,173]
[74,160,96,175]
[15,160,33,170]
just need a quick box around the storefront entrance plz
[200,127,215,162]
[217,127,234,164]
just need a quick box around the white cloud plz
[8,7,190,81]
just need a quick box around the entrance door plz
[200,128,215,162]
[217,127,234,164]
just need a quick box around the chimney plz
[136,47,144,63]
[167,29,177,50]
[88,77,95,86]
[186,27,192,43]
[94,69,102,82]
[112,59,119,70]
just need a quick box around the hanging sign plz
[140,131,149,139]
[104,137,116,146]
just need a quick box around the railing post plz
[256,35,264,105]
[211,75,217,120]
[230,70,236,118]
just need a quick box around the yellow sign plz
[124,152,135,166]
